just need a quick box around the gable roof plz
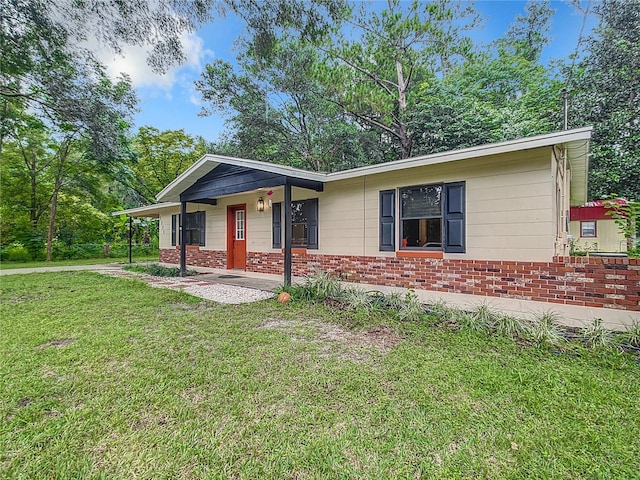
[155,127,592,204]
[113,127,592,217]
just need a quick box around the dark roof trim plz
[179,164,323,203]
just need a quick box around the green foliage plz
[0,243,33,262]
[342,288,377,312]
[529,312,563,346]
[128,127,206,203]
[396,290,426,322]
[567,0,640,200]
[604,198,640,251]
[493,314,530,339]
[429,299,461,323]
[304,267,342,299]
[582,318,615,350]
[456,312,488,334]
[621,320,640,348]
[123,263,183,277]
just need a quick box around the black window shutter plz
[272,202,282,249]
[198,211,206,246]
[307,199,318,249]
[444,182,465,253]
[379,190,396,251]
[171,214,177,246]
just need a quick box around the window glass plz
[581,221,596,237]
[400,184,443,248]
[401,185,442,218]
[273,198,318,249]
[172,211,205,246]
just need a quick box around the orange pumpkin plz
[277,291,291,304]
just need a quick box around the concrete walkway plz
[0,262,283,295]
[0,263,124,275]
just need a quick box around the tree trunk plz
[30,150,38,229]
[46,140,71,261]
[46,181,62,262]
[395,60,412,158]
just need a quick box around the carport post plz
[284,181,292,286]
[180,201,187,277]
[129,216,133,263]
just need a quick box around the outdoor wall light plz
[257,197,265,212]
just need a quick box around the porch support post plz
[283,181,292,286]
[128,216,133,264]
[180,201,187,277]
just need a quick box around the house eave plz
[112,202,180,217]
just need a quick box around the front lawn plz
[1,272,638,479]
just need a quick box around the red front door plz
[227,205,246,269]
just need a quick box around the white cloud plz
[96,33,214,92]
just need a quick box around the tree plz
[129,127,206,203]
[1,0,346,138]
[567,0,640,200]
[197,38,385,172]
[407,0,560,155]
[314,0,479,159]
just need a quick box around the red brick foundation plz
[161,248,640,312]
[160,247,226,269]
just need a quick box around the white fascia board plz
[324,127,594,182]
[156,156,219,202]
[204,154,327,182]
[112,202,180,217]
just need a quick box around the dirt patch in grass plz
[38,338,75,349]
[260,318,402,360]
[168,301,217,312]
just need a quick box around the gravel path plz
[99,269,274,304]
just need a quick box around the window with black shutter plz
[171,211,206,246]
[398,182,465,253]
[274,198,318,249]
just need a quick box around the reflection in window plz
[400,185,443,248]
[292,200,310,247]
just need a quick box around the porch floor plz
[158,263,300,292]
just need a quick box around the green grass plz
[0,256,158,269]
[1,273,639,479]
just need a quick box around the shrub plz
[397,290,426,322]
[493,314,530,339]
[123,263,182,277]
[342,288,377,312]
[304,267,342,300]
[473,303,497,329]
[529,312,563,346]
[0,243,32,262]
[620,320,640,348]
[429,299,460,323]
[456,311,487,333]
[582,318,615,350]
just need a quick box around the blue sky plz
[100,1,597,143]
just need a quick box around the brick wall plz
[160,247,226,269]
[161,249,640,312]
